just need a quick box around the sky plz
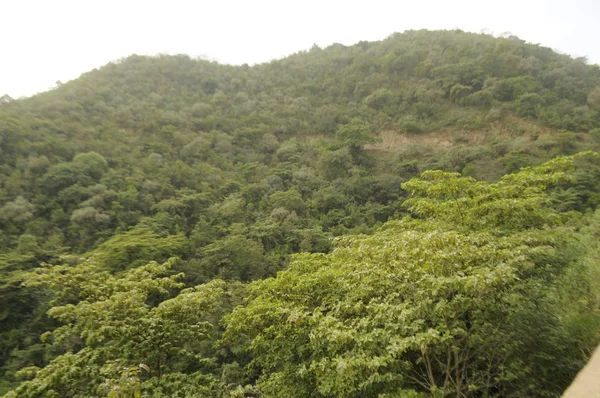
[2,0,600,98]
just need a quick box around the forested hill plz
[1,29,600,397]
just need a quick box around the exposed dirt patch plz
[365,117,561,153]
[365,130,453,152]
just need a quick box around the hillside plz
[1,29,600,397]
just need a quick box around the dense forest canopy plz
[1,29,600,397]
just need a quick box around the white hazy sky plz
[2,0,600,98]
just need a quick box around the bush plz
[461,89,494,108]
[590,128,600,145]
[398,116,425,134]
[516,93,544,118]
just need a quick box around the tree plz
[5,259,234,398]
[196,235,268,282]
[588,86,600,111]
[40,163,89,194]
[335,120,374,160]
[363,89,396,110]
[87,226,187,272]
[0,197,35,224]
[516,92,543,118]
[223,154,600,397]
[72,152,109,181]
[318,148,353,181]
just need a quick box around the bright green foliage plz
[402,153,593,231]
[2,30,600,396]
[88,226,188,271]
[223,155,600,397]
[5,259,236,398]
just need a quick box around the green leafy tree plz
[88,226,187,272]
[0,197,35,224]
[335,120,374,160]
[587,86,600,111]
[196,235,268,282]
[72,152,109,181]
[4,259,233,398]
[223,154,600,397]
